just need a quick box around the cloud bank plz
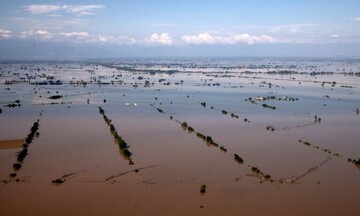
[23,4,105,16]
[0,29,12,38]
[148,33,173,45]
[20,30,52,39]
[182,32,276,45]
[60,31,90,38]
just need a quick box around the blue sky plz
[0,0,360,58]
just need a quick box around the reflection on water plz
[0,60,359,216]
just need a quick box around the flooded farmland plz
[0,58,359,216]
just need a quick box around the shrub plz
[122,149,132,158]
[234,154,244,164]
[200,185,206,194]
[181,122,188,129]
[187,127,194,133]
[13,163,22,171]
[220,146,227,152]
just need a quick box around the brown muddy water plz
[0,61,359,216]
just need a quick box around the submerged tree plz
[234,154,244,164]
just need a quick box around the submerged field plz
[0,58,359,216]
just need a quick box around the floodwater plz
[0,59,359,216]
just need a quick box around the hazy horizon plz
[1,1,360,59]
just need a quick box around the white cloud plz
[62,5,105,16]
[20,30,33,38]
[36,30,52,39]
[23,5,61,15]
[231,34,276,44]
[350,17,360,21]
[98,35,113,43]
[37,30,50,35]
[148,33,173,45]
[18,29,136,45]
[182,32,216,44]
[20,30,52,39]
[330,34,340,38]
[23,4,105,16]
[93,35,136,45]
[182,32,276,45]
[0,29,12,38]
[60,31,90,38]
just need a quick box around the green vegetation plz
[17,148,28,163]
[168,113,242,164]
[205,136,219,147]
[195,132,219,146]
[4,103,21,108]
[9,120,40,175]
[220,146,227,152]
[181,122,188,129]
[266,125,275,131]
[251,167,260,173]
[231,113,239,118]
[249,166,274,182]
[234,154,244,164]
[52,179,65,184]
[262,103,276,110]
[13,163,22,171]
[314,115,322,123]
[49,95,63,100]
[110,124,115,133]
[187,126,194,133]
[196,132,206,140]
[303,141,311,146]
[299,139,342,159]
[122,149,132,158]
[99,106,133,163]
[348,158,360,166]
[99,107,105,115]
[200,185,206,194]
